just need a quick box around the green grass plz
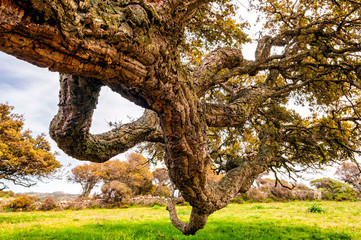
[0,201,360,239]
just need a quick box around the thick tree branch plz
[194,47,245,96]
[166,199,209,235]
[166,130,277,235]
[204,84,282,127]
[0,0,157,83]
[194,35,289,97]
[211,130,276,208]
[50,74,163,163]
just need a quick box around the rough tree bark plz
[1,0,361,235]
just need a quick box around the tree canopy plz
[0,103,60,190]
[68,153,156,200]
[67,162,102,198]
[336,162,361,193]
[1,0,361,235]
[101,153,155,197]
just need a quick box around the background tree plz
[98,153,155,202]
[311,178,360,201]
[336,162,361,193]
[69,153,155,201]
[2,195,34,211]
[122,153,155,196]
[0,103,60,190]
[152,168,170,197]
[1,0,361,235]
[101,180,132,204]
[67,163,102,198]
[258,178,293,201]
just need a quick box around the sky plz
[0,52,144,194]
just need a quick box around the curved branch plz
[204,86,273,127]
[0,0,156,82]
[165,130,278,235]
[194,47,245,97]
[211,130,277,208]
[50,74,163,163]
[166,199,209,235]
[194,35,289,97]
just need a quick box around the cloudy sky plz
[0,52,144,194]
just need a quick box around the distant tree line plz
[1,161,360,212]
[1,147,360,212]
[237,162,361,203]
[66,153,361,206]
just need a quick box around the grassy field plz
[0,201,360,240]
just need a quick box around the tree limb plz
[194,47,245,97]
[50,74,163,163]
[211,130,277,209]
[194,35,288,97]
[0,0,154,82]
[204,85,275,127]
[166,198,209,235]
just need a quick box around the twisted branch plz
[166,199,209,235]
[50,74,163,163]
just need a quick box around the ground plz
[0,202,360,239]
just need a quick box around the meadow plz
[0,201,360,240]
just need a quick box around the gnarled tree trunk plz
[0,0,282,235]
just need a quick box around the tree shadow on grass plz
[2,220,355,240]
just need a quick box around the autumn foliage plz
[68,153,156,203]
[67,163,102,198]
[2,195,34,211]
[0,103,60,189]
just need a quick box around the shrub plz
[153,184,170,197]
[334,192,356,201]
[307,204,325,213]
[85,199,105,209]
[40,197,57,211]
[152,205,161,210]
[259,179,294,201]
[2,196,34,211]
[128,195,168,207]
[231,195,245,204]
[269,185,293,200]
[101,181,132,204]
[247,188,266,202]
[293,190,316,201]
